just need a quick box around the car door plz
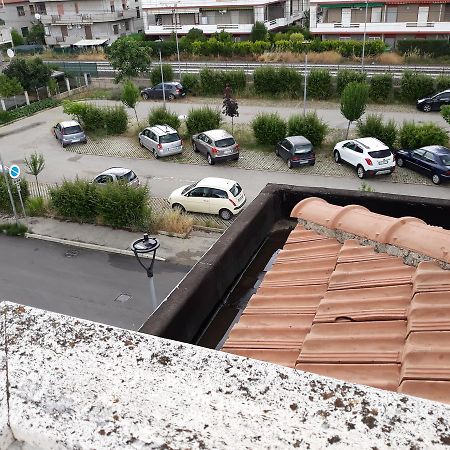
[140,130,151,150]
[195,134,207,155]
[152,84,163,99]
[94,174,114,185]
[280,139,292,161]
[435,93,450,111]
[148,131,159,152]
[422,151,438,176]
[54,123,62,141]
[210,188,228,215]
[184,187,210,213]
[340,141,354,164]
[409,149,427,173]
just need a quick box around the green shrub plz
[97,182,149,229]
[25,196,47,216]
[336,69,367,95]
[199,69,246,95]
[399,122,448,149]
[103,106,128,134]
[307,69,333,99]
[0,110,12,125]
[397,39,450,58]
[186,106,221,135]
[252,113,286,146]
[401,71,434,103]
[49,179,98,222]
[148,106,181,130]
[369,74,393,103]
[442,105,450,125]
[0,222,28,236]
[436,75,450,92]
[253,66,302,96]
[0,177,29,213]
[8,98,59,121]
[287,112,328,147]
[150,64,174,86]
[251,21,268,42]
[357,114,397,149]
[181,73,201,94]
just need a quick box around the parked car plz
[53,121,87,147]
[168,177,246,221]
[191,129,239,165]
[416,89,450,112]
[333,137,395,179]
[139,125,183,158]
[141,82,186,101]
[275,136,315,169]
[396,145,450,185]
[93,167,140,187]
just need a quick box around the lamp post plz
[132,234,160,312]
[172,3,181,81]
[155,39,166,109]
[303,42,310,115]
[361,0,369,71]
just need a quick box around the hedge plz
[186,106,221,135]
[0,176,29,213]
[199,68,246,95]
[307,69,333,100]
[399,122,448,149]
[397,39,450,58]
[150,64,174,86]
[148,106,181,130]
[253,67,302,96]
[369,74,393,103]
[336,69,367,95]
[252,113,286,146]
[181,73,201,94]
[400,71,434,103]
[357,114,397,149]
[287,112,328,147]
[436,75,450,93]
[0,98,60,125]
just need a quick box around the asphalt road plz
[1,98,450,201]
[0,235,190,330]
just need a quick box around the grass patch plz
[155,209,193,235]
[0,222,28,236]
[25,197,48,217]
[70,88,121,101]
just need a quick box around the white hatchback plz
[168,177,246,221]
[333,137,395,179]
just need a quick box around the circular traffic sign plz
[6,49,15,58]
[9,165,20,179]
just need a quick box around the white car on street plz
[168,177,246,221]
[333,137,395,179]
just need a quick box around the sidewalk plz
[24,216,220,266]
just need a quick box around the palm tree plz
[24,152,45,197]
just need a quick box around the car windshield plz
[368,149,391,158]
[63,125,82,135]
[182,181,198,195]
[160,133,180,144]
[215,137,235,148]
[229,182,242,197]
[440,155,450,165]
[117,170,136,183]
[294,144,313,154]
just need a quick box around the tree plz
[3,57,51,91]
[24,152,45,197]
[121,80,140,122]
[222,97,239,134]
[340,82,369,138]
[26,23,45,45]
[0,74,23,98]
[185,28,206,42]
[11,29,25,46]
[250,22,267,42]
[106,36,151,82]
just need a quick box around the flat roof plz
[74,39,108,47]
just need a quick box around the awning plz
[319,3,384,7]
[74,39,108,47]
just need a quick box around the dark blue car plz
[396,145,450,185]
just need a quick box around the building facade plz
[140,0,306,39]
[309,0,450,47]
[0,0,39,39]
[30,0,143,46]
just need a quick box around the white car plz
[168,177,246,221]
[333,137,395,179]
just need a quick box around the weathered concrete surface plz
[0,302,448,449]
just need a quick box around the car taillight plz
[229,198,236,207]
[176,89,181,93]
[211,147,218,154]
[235,143,240,150]
[365,158,373,166]
[446,170,450,176]
[292,156,300,161]
[180,139,183,145]
[157,143,163,149]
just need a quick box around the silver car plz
[53,120,87,148]
[93,167,140,187]
[139,125,183,158]
[192,129,240,165]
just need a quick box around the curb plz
[25,233,166,261]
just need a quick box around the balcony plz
[311,21,450,34]
[41,10,136,25]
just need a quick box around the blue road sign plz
[9,165,20,179]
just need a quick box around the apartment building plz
[0,0,40,39]
[30,0,143,46]
[140,0,306,39]
[310,0,450,47]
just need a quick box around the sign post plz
[9,165,27,225]
[0,154,18,224]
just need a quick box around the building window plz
[371,7,382,22]
[113,24,119,34]
[44,25,50,36]
[125,20,130,30]
[17,6,25,16]
[110,2,115,12]
[36,3,46,14]
[21,26,29,36]
[75,2,79,13]
[29,4,35,15]
[386,7,397,22]
[136,6,140,18]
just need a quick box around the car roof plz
[286,136,312,146]
[60,120,80,128]
[147,125,178,135]
[202,129,233,141]
[354,137,389,150]
[98,167,133,177]
[196,177,237,190]
[421,145,450,155]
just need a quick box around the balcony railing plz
[41,10,135,25]
[312,21,447,33]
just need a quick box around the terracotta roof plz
[222,198,450,405]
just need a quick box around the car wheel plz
[233,155,239,161]
[142,93,149,100]
[219,208,233,221]
[397,157,404,167]
[287,159,293,169]
[275,147,280,157]
[334,150,341,163]
[432,173,441,185]
[193,142,199,153]
[207,153,215,165]
[172,203,185,213]
[168,94,175,101]
[153,148,159,159]
[139,139,144,147]
[423,104,432,112]
[61,142,66,148]
[357,165,365,179]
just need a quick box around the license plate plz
[376,169,391,175]
[378,159,389,165]
[72,139,80,143]
[224,150,232,155]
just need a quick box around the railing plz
[406,22,435,27]
[333,23,360,28]
[41,10,135,24]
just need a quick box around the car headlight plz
[417,99,425,103]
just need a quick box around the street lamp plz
[361,0,369,71]
[132,233,160,312]
[303,42,310,115]
[172,2,181,81]
[155,39,166,109]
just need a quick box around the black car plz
[396,145,450,185]
[416,89,450,112]
[275,136,315,169]
[141,82,186,101]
